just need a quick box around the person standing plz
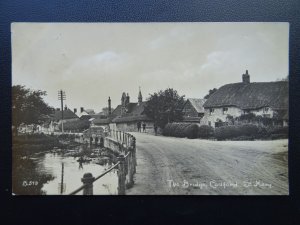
[154,124,158,136]
[142,122,146,133]
[137,121,141,132]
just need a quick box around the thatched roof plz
[51,109,78,121]
[186,98,206,113]
[183,116,200,122]
[112,114,151,123]
[92,118,111,125]
[203,81,288,110]
[110,101,150,123]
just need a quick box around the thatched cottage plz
[201,70,289,128]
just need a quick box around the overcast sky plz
[12,23,289,112]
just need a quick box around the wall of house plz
[248,107,274,118]
[116,121,155,133]
[201,106,276,127]
[201,106,242,127]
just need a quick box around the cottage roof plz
[182,116,200,123]
[112,114,151,123]
[186,98,206,113]
[51,109,78,120]
[203,81,288,110]
[92,118,111,125]
[110,101,150,123]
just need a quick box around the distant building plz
[201,70,289,127]
[49,107,79,131]
[182,98,206,123]
[110,88,154,132]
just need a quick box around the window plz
[263,107,269,113]
[209,108,214,115]
[208,121,211,126]
[223,107,228,114]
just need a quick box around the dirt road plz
[126,133,288,195]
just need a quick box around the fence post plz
[81,173,95,195]
[118,156,126,195]
[132,137,136,174]
[127,149,134,188]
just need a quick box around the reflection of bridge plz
[69,130,137,195]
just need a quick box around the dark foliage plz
[198,125,214,138]
[184,124,199,139]
[58,119,90,131]
[12,85,53,128]
[214,124,259,140]
[144,88,185,129]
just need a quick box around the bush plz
[214,124,259,140]
[162,123,196,138]
[198,125,214,138]
[267,126,288,139]
[184,124,199,139]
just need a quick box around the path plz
[126,133,288,195]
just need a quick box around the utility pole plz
[60,162,64,194]
[58,90,66,133]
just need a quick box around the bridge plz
[68,130,137,195]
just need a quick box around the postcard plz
[12,23,289,195]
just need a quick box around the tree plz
[144,88,185,128]
[12,85,53,128]
[204,88,218,99]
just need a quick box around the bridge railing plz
[68,130,136,195]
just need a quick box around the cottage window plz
[263,107,269,113]
[209,108,214,115]
[223,107,228,114]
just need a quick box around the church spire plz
[138,86,143,104]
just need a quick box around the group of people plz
[137,121,146,132]
[137,121,158,135]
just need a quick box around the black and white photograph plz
[12,22,289,195]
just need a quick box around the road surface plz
[126,132,288,195]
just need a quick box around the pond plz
[13,149,118,195]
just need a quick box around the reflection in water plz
[13,151,118,195]
[35,153,118,195]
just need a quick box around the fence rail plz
[68,130,136,195]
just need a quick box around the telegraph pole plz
[58,90,66,133]
[60,162,64,194]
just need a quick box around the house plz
[74,107,96,119]
[182,98,206,123]
[201,70,289,128]
[49,106,79,131]
[110,88,154,132]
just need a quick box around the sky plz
[12,23,289,112]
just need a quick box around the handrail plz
[69,130,137,195]
[69,162,120,195]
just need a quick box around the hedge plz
[214,124,259,140]
[184,124,199,139]
[198,125,214,138]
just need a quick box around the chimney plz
[80,107,84,113]
[74,108,77,114]
[121,92,126,106]
[242,70,250,84]
[138,86,143,104]
[108,97,111,115]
